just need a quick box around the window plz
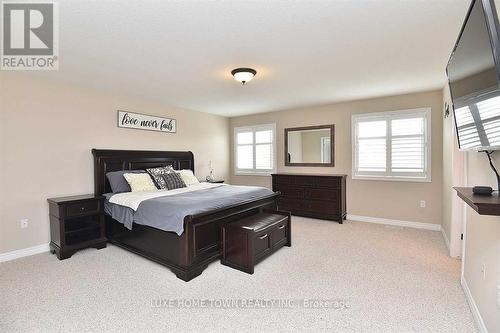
[234,124,276,175]
[352,108,431,181]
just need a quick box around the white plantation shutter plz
[357,120,387,173]
[391,117,425,174]
[453,89,500,149]
[353,108,431,181]
[454,106,481,149]
[255,129,273,170]
[477,95,500,147]
[236,131,253,169]
[235,124,276,174]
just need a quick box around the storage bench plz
[221,210,291,274]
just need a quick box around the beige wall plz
[288,131,303,163]
[442,86,453,242]
[463,152,500,332]
[0,73,230,254]
[442,85,466,260]
[438,2,500,329]
[230,90,443,225]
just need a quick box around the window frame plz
[234,123,277,176]
[351,108,432,182]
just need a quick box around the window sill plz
[352,175,431,183]
[234,172,273,177]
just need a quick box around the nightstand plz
[207,179,225,184]
[47,194,106,260]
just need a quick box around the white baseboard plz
[346,214,441,231]
[0,243,50,263]
[441,227,451,251]
[461,276,488,333]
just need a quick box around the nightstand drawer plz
[66,200,99,217]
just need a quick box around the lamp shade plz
[231,68,257,84]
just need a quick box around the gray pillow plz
[106,170,145,193]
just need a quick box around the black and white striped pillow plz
[146,166,174,189]
[161,172,186,190]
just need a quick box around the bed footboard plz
[106,193,279,281]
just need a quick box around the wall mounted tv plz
[447,0,500,151]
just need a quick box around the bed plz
[92,149,279,281]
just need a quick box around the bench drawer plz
[254,232,272,259]
[272,221,288,247]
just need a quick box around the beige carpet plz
[0,217,476,333]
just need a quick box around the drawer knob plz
[278,224,285,230]
[259,234,268,240]
[81,207,85,211]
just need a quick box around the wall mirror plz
[285,125,335,167]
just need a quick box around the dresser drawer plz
[277,197,302,211]
[303,188,339,202]
[278,186,303,199]
[302,199,339,215]
[292,176,317,186]
[318,177,341,188]
[65,200,99,217]
[273,175,292,185]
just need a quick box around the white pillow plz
[123,173,157,192]
[175,169,200,186]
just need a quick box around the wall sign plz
[117,111,176,133]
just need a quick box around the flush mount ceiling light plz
[231,68,257,85]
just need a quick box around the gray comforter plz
[104,184,274,235]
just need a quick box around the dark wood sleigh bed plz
[92,149,279,281]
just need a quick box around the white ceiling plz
[31,0,471,116]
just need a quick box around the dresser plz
[271,173,347,223]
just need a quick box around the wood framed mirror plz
[285,124,335,167]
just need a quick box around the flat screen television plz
[447,0,500,151]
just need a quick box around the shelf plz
[65,227,101,246]
[454,187,500,216]
[64,215,99,233]
[65,225,99,235]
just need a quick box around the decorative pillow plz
[175,169,200,186]
[161,172,186,190]
[106,170,145,193]
[123,173,157,192]
[146,166,174,189]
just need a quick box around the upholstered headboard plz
[92,149,194,195]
